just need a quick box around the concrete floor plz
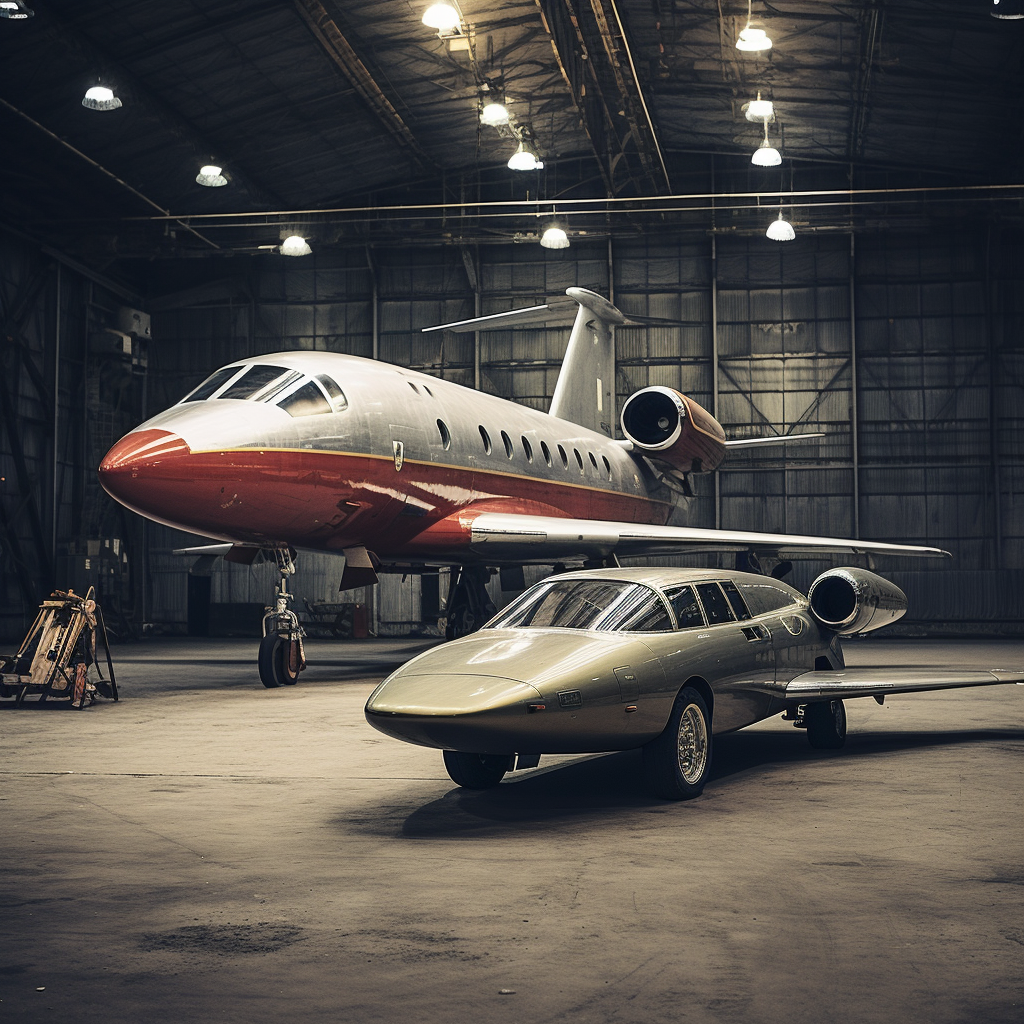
[2,636,1022,1024]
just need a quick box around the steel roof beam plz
[292,0,433,174]
[36,7,286,211]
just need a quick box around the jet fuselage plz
[99,350,671,561]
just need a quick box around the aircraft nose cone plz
[98,428,192,513]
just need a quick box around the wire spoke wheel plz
[676,703,709,784]
[643,685,713,800]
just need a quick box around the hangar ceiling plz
[0,1,1022,262]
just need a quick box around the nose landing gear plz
[259,549,306,689]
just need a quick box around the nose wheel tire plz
[642,686,712,800]
[806,699,847,749]
[258,634,302,689]
[443,750,511,789]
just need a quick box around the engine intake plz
[807,567,907,635]
[620,386,726,474]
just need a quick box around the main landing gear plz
[787,699,848,749]
[443,565,497,640]
[259,549,307,689]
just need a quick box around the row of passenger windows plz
[182,364,348,419]
[431,418,613,480]
[490,578,755,633]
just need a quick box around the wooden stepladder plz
[0,588,118,708]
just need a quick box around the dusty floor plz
[1,636,1022,1024]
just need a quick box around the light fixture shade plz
[991,0,1024,16]
[480,101,509,127]
[507,140,540,171]
[422,3,460,30]
[540,226,569,250]
[82,85,122,111]
[196,164,227,187]
[745,94,775,122]
[280,236,312,257]
[751,139,781,166]
[766,215,795,242]
[736,26,772,51]
[0,1,32,18]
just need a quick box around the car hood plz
[378,627,645,690]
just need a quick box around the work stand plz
[0,588,118,709]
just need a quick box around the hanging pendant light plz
[744,91,775,123]
[82,83,122,111]
[540,224,569,249]
[196,164,228,187]
[0,2,33,19]
[508,138,542,171]
[766,209,795,241]
[280,236,312,257]
[736,0,772,51]
[480,98,509,127]
[422,3,460,31]
[751,121,781,166]
[991,0,1024,18]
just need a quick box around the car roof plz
[550,567,797,592]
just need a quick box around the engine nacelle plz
[620,386,727,474]
[807,567,907,636]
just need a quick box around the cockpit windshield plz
[181,366,241,403]
[488,579,672,633]
[179,364,347,416]
[218,365,291,400]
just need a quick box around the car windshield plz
[489,579,672,632]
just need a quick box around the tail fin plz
[548,288,625,436]
[423,286,697,436]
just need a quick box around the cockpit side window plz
[278,380,332,418]
[316,374,348,409]
[218,365,291,400]
[181,366,241,403]
[721,580,752,621]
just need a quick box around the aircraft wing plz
[784,668,1024,701]
[438,511,951,561]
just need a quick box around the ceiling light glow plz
[0,1,32,18]
[752,138,781,166]
[745,92,775,122]
[766,213,795,242]
[82,85,122,111]
[736,0,772,51]
[280,236,312,257]
[507,139,541,171]
[540,226,569,250]
[422,3,460,31]
[196,164,228,187]
[480,101,509,127]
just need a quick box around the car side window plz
[617,593,673,632]
[721,580,752,621]
[663,585,705,629]
[695,582,736,625]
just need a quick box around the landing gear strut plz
[259,549,306,689]
[443,566,496,640]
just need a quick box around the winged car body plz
[365,567,1023,798]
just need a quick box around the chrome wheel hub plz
[676,703,708,784]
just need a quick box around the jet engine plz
[807,567,907,635]
[620,386,727,474]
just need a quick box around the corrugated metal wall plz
[145,226,1022,633]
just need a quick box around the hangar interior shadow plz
[338,726,1024,841]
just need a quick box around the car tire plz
[806,699,847,749]
[443,750,511,789]
[642,686,712,800]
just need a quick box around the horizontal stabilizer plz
[725,433,825,449]
[785,667,1024,702]
[422,299,578,333]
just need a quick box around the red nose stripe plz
[99,429,190,472]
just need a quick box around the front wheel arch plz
[680,676,713,720]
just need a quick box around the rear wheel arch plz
[681,676,713,722]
